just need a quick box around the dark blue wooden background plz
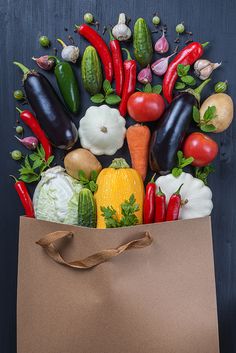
[0,0,236,352]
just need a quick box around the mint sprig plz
[91,80,121,105]
[175,64,196,89]
[101,194,140,228]
[78,170,98,193]
[172,150,194,177]
[192,105,217,132]
[143,83,162,94]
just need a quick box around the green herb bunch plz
[91,80,121,105]
[175,64,196,89]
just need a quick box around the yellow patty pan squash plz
[94,158,144,228]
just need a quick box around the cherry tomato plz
[127,92,165,122]
[183,132,218,167]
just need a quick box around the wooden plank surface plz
[0,0,235,352]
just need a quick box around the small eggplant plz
[14,62,78,150]
[149,79,210,174]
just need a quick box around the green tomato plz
[14,89,24,100]
[39,35,50,47]
[214,81,228,93]
[11,150,22,161]
[84,12,94,24]
[152,16,160,25]
[16,125,24,134]
[176,23,185,34]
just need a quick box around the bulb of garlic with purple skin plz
[151,51,177,76]
[137,65,152,84]
[154,31,169,54]
[15,136,38,150]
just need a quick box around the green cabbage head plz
[33,166,82,225]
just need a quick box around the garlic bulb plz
[194,59,221,80]
[112,13,132,41]
[57,38,79,63]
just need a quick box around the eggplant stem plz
[13,61,30,75]
[194,78,211,95]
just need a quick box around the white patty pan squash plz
[156,172,213,219]
[78,105,126,155]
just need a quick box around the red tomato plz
[183,132,218,167]
[127,92,165,122]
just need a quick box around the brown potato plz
[64,148,102,180]
[200,93,234,133]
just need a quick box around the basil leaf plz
[90,170,98,182]
[91,94,105,104]
[78,170,89,182]
[105,94,121,105]
[89,181,98,192]
[152,85,162,94]
[203,106,216,122]
[103,80,112,94]
[200,124,216,132]
[175,82,186,90]
[177,64,190,77]
[181,75,196,86]
[192,106,200,123]
[106,88,114,96]
[144,83,152,93]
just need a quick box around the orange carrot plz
[126,124,151,181]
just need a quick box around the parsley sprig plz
[18,145,54,183]
[101,194,140,228]
[172,150,194,177]
[193,105,217,132]
[195,165,215,185]
[91,80,121,105]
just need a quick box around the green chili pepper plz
[48,56,80,114]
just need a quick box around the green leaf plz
[89,181,98,192]
[106,88,114,96]
[78,170,89,183]
[203,106,216,122]
[105,94,121,105]
[200,124,217,132]
[24,155,31,169]
[33,158,43,169]
[144,83,152,93]
[177,64,190,77]
[172,167,183,177]
[90,170,98,182]
[103,80,112,94]
[19,174,40,183]
[152,85,162,94]
[39,144,46,159]
[29,153,38,161]
[192,106,200,123]
[195,165,215,185]
[175,82,186,90]
[91,94,105,104]
[47,155,54,166]
[181,75,196,86]
[177,150,183,165]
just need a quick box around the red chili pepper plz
[16,107,52,161]
[163,42,209,103]
[10,176,35,217]
[109,30,124,97]
[119,48,136,117]
[76,24,113,82]
[143,175,156,224]
[154,187,166,223]
[166,184,183,221]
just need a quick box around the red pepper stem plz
[174,183,184,195]
[149,173,156,183]
[201,42,209,48]
[16,107,23,114]
[122,48,132,61]
[9,175,18,183]
[109,29,115,41]
[157,187,165,196]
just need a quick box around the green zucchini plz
[78,188,96,228]
[133,18,153,67]
[81,46,103,95]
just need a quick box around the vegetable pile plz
[10,11,234,228]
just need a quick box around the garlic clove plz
[15,136,39,150]
[32,55,55,70]
[194,59,222,80]
[154,32,169,54]
[137,65,152,84]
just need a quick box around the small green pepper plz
[48,56,80,114]
[214,81,228,93]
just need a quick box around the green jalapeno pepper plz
[49,56,80,114]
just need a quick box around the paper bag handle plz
[36,230,153,269]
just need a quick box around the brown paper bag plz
[17,216,219,353]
